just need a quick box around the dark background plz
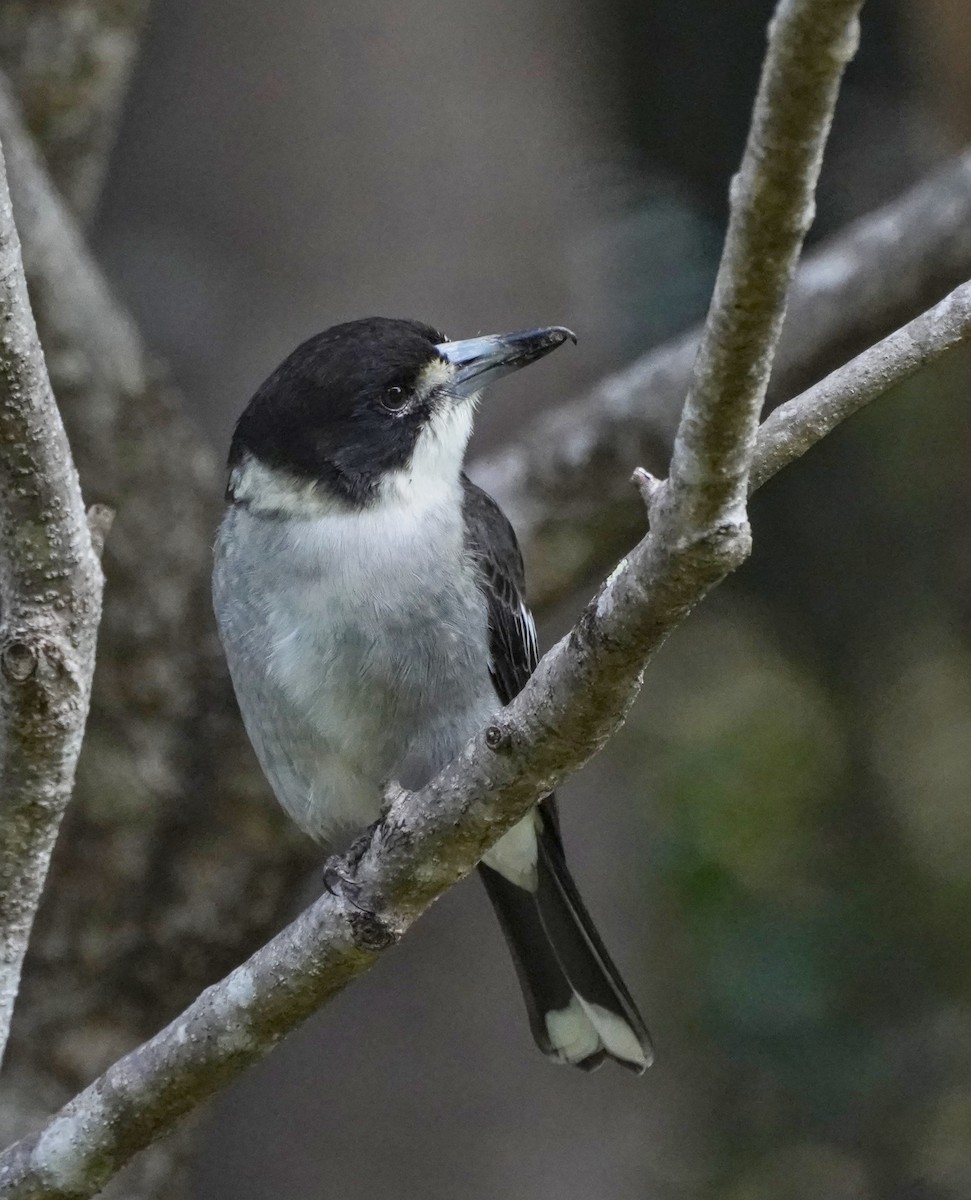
[67,0,971,1196]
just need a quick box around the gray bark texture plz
[0,69,307,1200]
[0,2,943,1195]
[665,0,861,532]
[0,129,103,1065]
[0,0,969,1195]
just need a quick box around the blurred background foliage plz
[18,0,970,1196]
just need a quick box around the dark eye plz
[382,386,407,413]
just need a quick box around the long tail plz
[479,807,653,1073]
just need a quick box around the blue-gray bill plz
[436,326,576,396]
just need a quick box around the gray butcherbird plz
[213,317,652,1072]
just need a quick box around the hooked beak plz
[435,326,576,398]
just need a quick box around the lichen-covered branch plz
[0,131,102,1063]
[476,147,971,606]
[0,2,151,219]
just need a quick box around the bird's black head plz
[227,316,574,512]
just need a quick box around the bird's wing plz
[461,474,558,840]
[465,477,652,1071]
[461,474,539,706]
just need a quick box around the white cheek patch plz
[379,396,474,511]
[413,400,474,476]
[229,455,340,518]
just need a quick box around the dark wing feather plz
[461,475,539,705]
[464,478,652,1070]
[462,476,561,837]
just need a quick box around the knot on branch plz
[664,517,753,585]
[347,907,399,953]
[485,723,512,752]
[323,842,401,953]
[1,639,37,682]
[707,520,753,572]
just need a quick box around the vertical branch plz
[667,0,864,534]
[0,130,103,1060]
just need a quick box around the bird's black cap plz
[229,316,573,508]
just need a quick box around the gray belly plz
[213,505,497,846]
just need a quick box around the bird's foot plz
[321,826,373,906]
[321,827,398,951]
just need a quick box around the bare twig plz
[0,132,102,1063]
[751,277,971,490]
[475,146,971,605]
[0,2,151,219]
[82,504,113,562]
[0,2,878,1194]
[631,467,662,509]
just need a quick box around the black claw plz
[321,858,353,898]
[320,841,397,953]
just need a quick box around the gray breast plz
[212,493,498,846]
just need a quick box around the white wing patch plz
[545,995,650,1071]
[545,997,602,1066]
[481,811,539,890]
[577,995,651,1070]
[518,602,539,671]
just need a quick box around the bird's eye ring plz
[382,386,408,413]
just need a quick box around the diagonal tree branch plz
[0,1,895,1194]
[0,62,962,1147]
[0,131,103,1064]
[0,60,968,1075]
[476,146,971,606]
[751,277,971,491]
[0,268,964,1200]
